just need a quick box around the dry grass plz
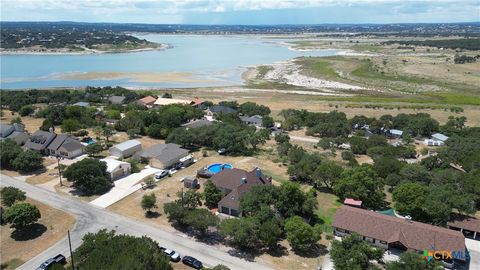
[26,168,59,185]
[0,198,75,266]
[0,110,45,133]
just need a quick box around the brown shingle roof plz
[333,205,465,253]
[448,213,480,233]
[138,96,156,105]
[213,168,271,211]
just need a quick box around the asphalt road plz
[0,174,273,270]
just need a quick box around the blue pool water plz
[208,163,233,174]
[85,139,96,145]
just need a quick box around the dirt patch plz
[0,198,75,265]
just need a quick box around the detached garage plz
[109,140,142,159]
[101,159,131,180]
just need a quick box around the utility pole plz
[57,156,63,186]
[68,230,75,270]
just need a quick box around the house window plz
[380,241,387,244]
[230,209,239,217]
[221,207,229,214]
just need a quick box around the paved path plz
[289,135,320,143]
[90,166,160,208]
[466,238,480,270]
[0,174,273,270]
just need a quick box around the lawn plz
[314,191,341,234]
[0,198,75,268]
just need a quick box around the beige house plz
[101,159,131,180]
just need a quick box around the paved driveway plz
[466,238,480,270]
[0,174,273,270]
[90,166,160,208]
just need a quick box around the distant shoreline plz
[0,43,172,56]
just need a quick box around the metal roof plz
[112,140,141,151]
[432,133,449,142]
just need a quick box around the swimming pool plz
[207,163,233,174]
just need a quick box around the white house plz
[109,140,142,159]
[101,159,131,180]
[424,139,445,147]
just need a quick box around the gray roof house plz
[108,96,126,105]
[73,101,90,107]
[207,105,237,115]
[136,143,190,169]
[388,129,403,138]
[181,119,213,129]
[432,133,449,142]
[47,134,84,159]
[0,123,28,145]
[109,140,142,159]
[240,115,263,127]
[24,130,57,154]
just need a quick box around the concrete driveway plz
[90,166,160,208]
[466,238,480,270]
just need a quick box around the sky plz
[1,0,479,25]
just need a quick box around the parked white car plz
[154,170,168,179]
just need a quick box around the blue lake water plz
[0,35,337,89]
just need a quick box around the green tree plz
[63,158,112,195]
[330,233,384,270]
[84,143,103,157]
[373,156,404,179]
[240,185,279,216]
[10,117,22,125]
[0,139,23,169]
[73,229,172,270]
[284,216,322,253]
[333,165,385,209]
[4,203,41,230]
[184,208,218,235]
[312,160,343,189]
[249,129,270,150]
[203,180,223,209]
[393,182,428,220]
[19,105,34,116]
[40,119,55,131]
[386,251,442,270]
[262,116,274,128]
[141,193,157,217]
[275,181,317,219]
[219,217,260,249]
[61,118,81,133]
[178,190,202,209]
[399,164,432,184]
[12,150,44,172]
[1,187,26,207]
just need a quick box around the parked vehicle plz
[36,254,66,270]
[182,256,203,269]
[217,148,226,155]
[161,247,181,262]
[168,168,177,175]
[154,170,168,179]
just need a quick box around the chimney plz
[240,177,247,184]
[255,167,262,178]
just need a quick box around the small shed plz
[109,140,142,158]
[183,177,199,189]
[344,198,363,208]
